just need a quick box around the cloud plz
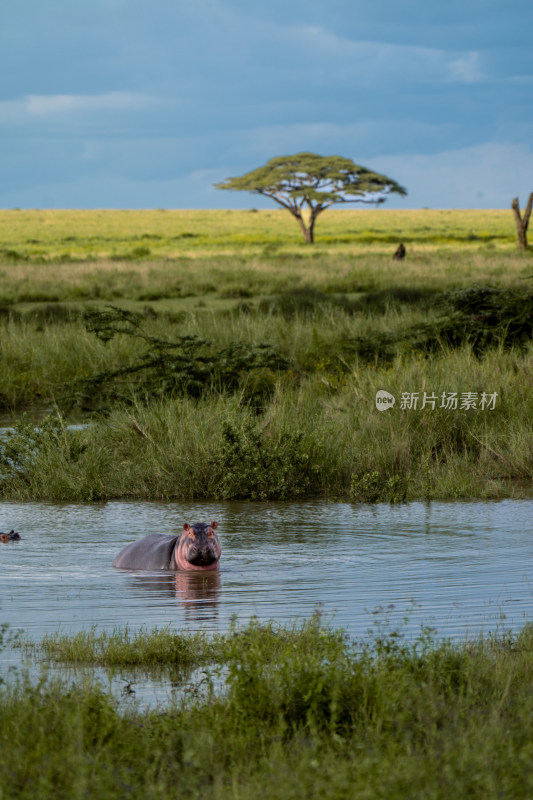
[0,2,531,210]
[0,92,161,125]
[26,92,156,115]
[448,52,483,83]
[0,170,237,210]
[218,119,460,165]
[375,142,533,208]
[0,139,531,210]
[275,24,486,85]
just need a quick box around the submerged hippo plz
[0,530,21,543]
[112,521,221,572]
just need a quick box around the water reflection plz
[128,571,221,622]
[2,498,533,644]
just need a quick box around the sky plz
[1,0,532,210]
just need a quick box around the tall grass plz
[0,319,141,409]
[1,340,532,501]
[1,295,532,410]
[0,249,531,306]
[4,616,533,799]
[0,210,532,500]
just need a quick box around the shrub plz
[210,419,318,500]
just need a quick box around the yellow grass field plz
[0,208,529,311]
[0,208,519,261]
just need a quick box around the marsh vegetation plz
[0,209,532,502]
[4,616,533,799]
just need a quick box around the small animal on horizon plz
[0,530,21,543]
[393,243,406,261]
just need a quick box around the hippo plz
[0,530,21,543]
[112,521,221,572]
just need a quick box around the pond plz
[2,499,532,703]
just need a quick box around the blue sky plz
[1,0,532,209]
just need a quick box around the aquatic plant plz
[4,617,533,798]
[350,470,409,503]
[39,625,217,669]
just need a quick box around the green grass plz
[1,339,532,502]
[4,616,533,799]
[0,248,530,308]
[1,303,532,501]
[0,209,532,501]
[37,626,218,669]
[0,208,529,308]
[0,208,519,261]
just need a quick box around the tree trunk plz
[296,214,314,243]
[511,193,533,249]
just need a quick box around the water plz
[2,499,532,703]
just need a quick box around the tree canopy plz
[215,152,407,243]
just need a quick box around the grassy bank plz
[0,209,532,501]
[1,339,532,502]
[4,617,533,799]
[1,294,533,502]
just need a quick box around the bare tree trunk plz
[307,217,315,244]
[511,193,533,249]
[295,214,314,243]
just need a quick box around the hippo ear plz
[183,523,190,531]
[210,521,218,529]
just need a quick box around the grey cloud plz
[1,0,532,210]
[376,142,533,208]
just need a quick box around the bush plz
[350,470,409,503]
[75,306,290,408]
[210,419,319,500]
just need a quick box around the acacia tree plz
[215,152,407,243]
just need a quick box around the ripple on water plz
[2,498,533,706]
[1,498,532,640]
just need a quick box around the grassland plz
[4,616,533,799]
[0,209,532,501]
[0,208,527,308]
[0,208,518,261]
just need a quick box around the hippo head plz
[177,521,221,570]
[0,530,20,543]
